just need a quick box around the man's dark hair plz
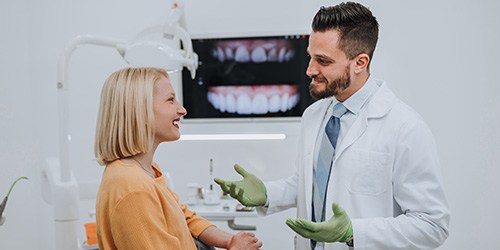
[312,2,379,63]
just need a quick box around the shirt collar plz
[339,75,379,115]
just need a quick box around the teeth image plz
[287,93,295,110]
[285,49,295,61]
[278,47,286,62]
[291,94,299,108]
[251,47,267,63]
[280,93,289,112]
[212,48,218,59]
[252,93,268,114]
[207,92,217,108]
[268,94,281,113]
[226,93,237,113]
[218,93,226,112]
[267,48,278,62]
[236,93,252,114]
[212,92,220,109]
[294,94,299,106]
[217,47,225,62]
[261,42,277,50]
[235,46,250,63]
[225,47,234,60]
[207,92,214,104]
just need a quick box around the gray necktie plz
[311,103,348,248]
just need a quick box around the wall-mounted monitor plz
[181,33,313,121]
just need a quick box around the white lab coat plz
[261,80,450,250]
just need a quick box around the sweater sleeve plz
[168,188,214,237]
[110,191,181,250]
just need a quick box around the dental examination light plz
[0,177,28,226]
[41,1,197,249]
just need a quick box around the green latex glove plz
[214,164,267,206]
[286,202,353,243]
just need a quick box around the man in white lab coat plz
[215,2,450,249]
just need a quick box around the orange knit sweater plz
[96,160,213,249]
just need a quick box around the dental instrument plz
[210,158,214,191]
[203,158,221,205]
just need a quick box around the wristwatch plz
[346,235,354,247]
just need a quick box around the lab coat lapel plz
[333,81,395,162]
[302,98,332,220]
[333,112,368,161]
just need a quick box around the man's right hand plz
[214,164,267,206]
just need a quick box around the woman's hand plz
[227,231,262,250]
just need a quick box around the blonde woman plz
[95,67,262,250]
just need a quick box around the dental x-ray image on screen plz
[181,34,313,120]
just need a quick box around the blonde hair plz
[94,67,168,165]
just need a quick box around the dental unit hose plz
[0,176,28,225]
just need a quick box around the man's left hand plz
[285,202,352,243]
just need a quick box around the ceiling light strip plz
[179,133,286,141]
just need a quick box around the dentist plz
[215,2,450,250]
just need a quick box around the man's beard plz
[309,66,351,100]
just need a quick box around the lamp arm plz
[162,0,198,79]
[174,25,198,78]
[57,35,127,89]
[162,0,184,38]
[56,35,127,182]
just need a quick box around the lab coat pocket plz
[343,149,391,196]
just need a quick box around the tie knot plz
[332,103,348,118]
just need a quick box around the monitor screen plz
[181,34,313,121]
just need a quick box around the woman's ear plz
[353,53,370,74]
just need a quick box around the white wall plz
[0,0,499,249]
[0,0,43,248]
